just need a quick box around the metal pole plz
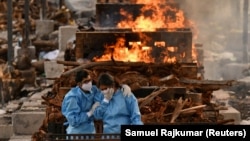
[0,81,3,108]
[243,0,249,63]
[41,0,46,20]
[7,0,13,66]
[4,0,14,107]
[24,0,30,47]
[59,0,63,9]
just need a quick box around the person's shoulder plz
[91,85,100,92]
[124,92,137,101]
[70,86,80,92]
[65,87,80,97]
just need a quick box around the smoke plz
[177,0,239,40]
[176,0,245,80]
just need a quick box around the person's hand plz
[103,88,114,101]
[87,102,99,117]
[121,84,132,97]
[91,102,100,111]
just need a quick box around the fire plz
[93,37,185,63]
[192,44,198,63]
[94,0,199,64]
[117,0,185,31]
[93,38,155,63]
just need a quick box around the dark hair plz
[97,72,115,87]
[75,70,89,83]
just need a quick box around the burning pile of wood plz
[31,61,234,141]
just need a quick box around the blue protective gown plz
[93,89,143,134]
[61,85,103,134]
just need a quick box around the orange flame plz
[93,37,155,63]
[94,0,199,63]
[117,0,185,31]
[93,36,188,63]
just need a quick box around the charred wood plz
[33,40,58,49]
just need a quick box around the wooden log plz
[141,112,156,123]
[217,119,235,125]
[0,38,7,44]
[164,104,206,116]
[138,87,169,108]
[159,74,175,82]
[1,78,24,101]
[0,19,7,24]
[170,97,188,123]
[0,59,5,64]
[61,61,171,77]
[0,47,7,55]
[33,40,58,48]
[58,87,71,99]
[15,55,32,70]
[31,60,45,73]
[92,65,131,74]
[0,13,6,18]
[179,78,235,91]
[61,61,132,77]
[56,60,80,66]
[0,1,7,13]
[17,68,38,87]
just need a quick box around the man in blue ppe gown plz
[93,72,143,134]
[61,70,102,134]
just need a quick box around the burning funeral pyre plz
[31,0,235,140]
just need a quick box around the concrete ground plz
[0,87,48,141]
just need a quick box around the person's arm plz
[87,86,104,117]
[93,87,114,119]
[92,85,104,103]
[61,96,91,127]
[92,98,109,120]
[125,94,144,125]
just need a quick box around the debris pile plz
[31,61,234,141]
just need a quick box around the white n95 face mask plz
[101,89,109,95]
[101,88,114,95]
[81,81,92,91]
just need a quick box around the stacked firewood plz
[0,0,72,63]
[0,0,37,32]
[0,0,73,103]
[0,61,39,102]
[31,61,234,141]
[0,0,70,32]
[138,88,205,124]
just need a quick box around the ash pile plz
[225,78,250,120]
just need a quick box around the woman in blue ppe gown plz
[93,72,143,134]
[61,70,102,134]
